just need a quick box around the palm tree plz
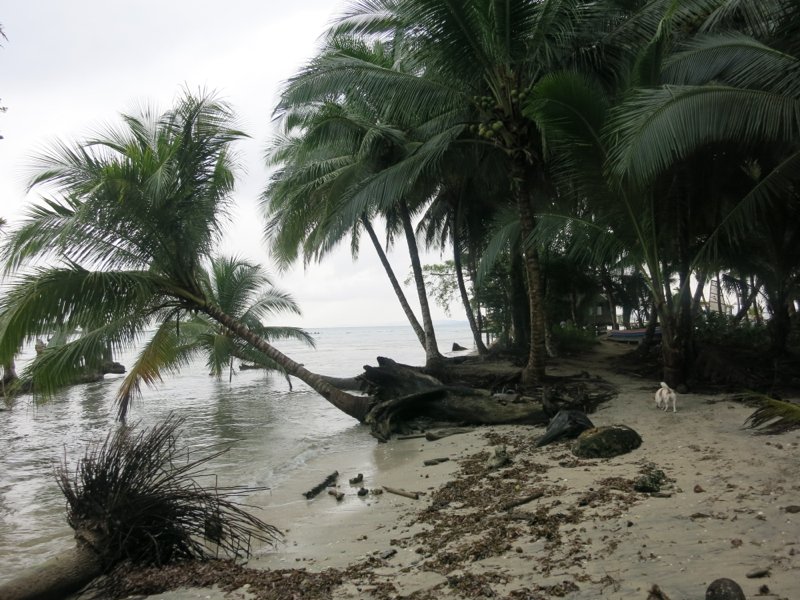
[524,0,800,384]
[115,256,315,418]
[266,37,444,364]
[324,0,626,383]
[0,91,371,421]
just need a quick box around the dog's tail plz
[659,382,671,390]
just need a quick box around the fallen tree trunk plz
[359,357,549,441]
[0,541,102,600]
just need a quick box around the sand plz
[140,341,800,599]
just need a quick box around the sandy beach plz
[116,341,800,599]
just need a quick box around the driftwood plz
[425,427,473,441]
[302,471,339,499]
[327,489,345,501]
[382,486,420,500]
[359,358,551,441]
[500,490,545,511]
[423,457,450,466]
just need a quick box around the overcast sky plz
[0,1,454,328]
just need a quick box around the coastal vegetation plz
[262,0,799,393]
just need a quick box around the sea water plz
[0,322,472,580]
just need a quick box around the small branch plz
[382,486,420,500]
[500,490,545,511]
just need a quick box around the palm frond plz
[606,84,800,187]
[116,319,200,421]
[0,267,164,364]
[740,391,800,435]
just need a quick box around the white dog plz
[654,382,677,412]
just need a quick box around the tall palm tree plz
[115,256,315,418]
[267,37,444,364]
[0,91,370,421]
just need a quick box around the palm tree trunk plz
[361,216,427,350]
[0,541,102,600]
[200,304,372,421]
[452,220,488,355]
[398,199,443,365]
[515,172,547,384]
[733,279,762,323]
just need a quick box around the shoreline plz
[98,342,800,598]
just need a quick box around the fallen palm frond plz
[738,391,800,435]
[56,414,281,568]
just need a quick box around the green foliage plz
[550,323,599,355]
[405,261,459,317]
[693,311,770,350]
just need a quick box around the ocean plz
[0,322,473,580]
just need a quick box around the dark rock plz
[745,567,770,578]
[705,577,745,600]
[535,410,594,447]
[572,425,642,458]
[102,361,126,375]
[357,487,368,497]
[633,464,667,493]
[452,343,467,351]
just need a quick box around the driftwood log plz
[357,357,551,441]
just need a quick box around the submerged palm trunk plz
[0,542,102,600]
[201,304,372,421]
[362,216,427,350]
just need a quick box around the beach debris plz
[370,488,383,495]
[302,471,339,499]
[379,548,397,560]
[357,487,369,497]
[571,424,642,458]
[500,490,545,511]
[327,489,345,502]
[633,464,668,493]
[705,577,746,599]
[396,433,427,440]
[452,343,467,351]
[745,567,770,578]
[694,484,705,493]
[423,457,450,466]
[782,504,800,513]
[487,445,511,470]
[646,584,671,599]
[426,427,473,441]
[382,486,420,500]
[349,473,364,485]
[535,409,594,447]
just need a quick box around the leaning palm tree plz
[115,256,315,419]
[0,90,370,421]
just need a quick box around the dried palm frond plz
[739,392,800,435]
[56,415,281,569]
